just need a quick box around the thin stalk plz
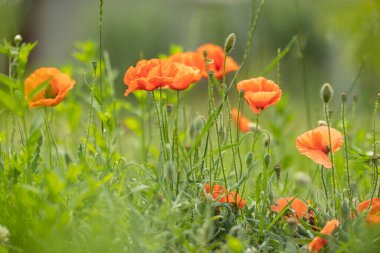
[321,165,329,211]
[83,71,96,160]
[151,91,167,160]
[324,103,337,214]
[341,94,352,204]
[370,95,379,203]
[44,107,52,168]
[236,92,244,181]
[99,0,105,135]
[175,91,181,194]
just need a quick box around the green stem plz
[341,95,352,204]
[151,91,167,160]
[324,102,337,215]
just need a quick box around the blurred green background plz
[1,0,380,126]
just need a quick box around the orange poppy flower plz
[231,108,253,132]
[308,219,340,253]
[204,183,227,201]
[169,62,201,90]
[196,43,239,79]
[236,77,282,114]
[357,198,380,225]
[24,67,75,108]
[226,191,246,209]
[271,197,311,222]
[296,126,343,168]
[169,51,204,72]
[124,59,201,95]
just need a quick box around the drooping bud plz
[224,33,236,54]
[203,50,208,59]
[320,83,334,104]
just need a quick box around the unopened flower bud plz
[320,83,334,103]
[341,201,350,221]
[318,120,327,126]
[286,217,298,235]
[92,61,98,72]
[341,92,347,103]
[353,94,358,103]
[166,104,173,114]
[294,171,311,187]
[203,50,207,58]
[264,153,271,168]
[224,33,236,54]
[14,34,22,45]
[0,225,9,244]
[246,152,254,168]
[164,161,176,182]
[274,164,281,181]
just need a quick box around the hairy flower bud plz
[246,152,254,168]
[320,83,334,103]
[341,92,347,103]
[14,34,22,45]
[224,33,236,54]
[318,120,327,126]
[264,153,271,168]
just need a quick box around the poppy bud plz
[286,217,298,236]
[294,171,311,187]
[92,61,98,72]
[341,201,350,221]
[202,50,208,58]
[189,116,204,139]
[164,161,176,182]
[224,33,236,54]
[14,34,22,46]
[274,164,281,181]
[264,153,271,168]
[318,120,327,126]
[353,94,358,103]
[341,92,347,103]
[320,83,334,104]
[166,104,173,114]
[246,152,254,168]
[0,225,9,244]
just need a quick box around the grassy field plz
[1,0,380,252]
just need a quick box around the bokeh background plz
[1,0,380,127]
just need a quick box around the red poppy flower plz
[196,43,239,79]
[308,219,340,253]
[204,183,226,201]
[296,126,343,168]
[357,198,380,225]
[124,59,201,95]
[169,51,204,72]
[24,67,75,108]
[226,191,246,209]
[231,108,254,132]
[271,197,312,222]
[236,77,282,114]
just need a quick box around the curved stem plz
[341,96,352,204]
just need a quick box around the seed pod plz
[92,61,98,72]
[320,83,334,103]
[274,164,281,181]
[224,33,236,54]
[166,104,173,114]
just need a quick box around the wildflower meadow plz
[0,0,380,252]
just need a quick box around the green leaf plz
[0,73,17,88]
[0,89,18,114]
